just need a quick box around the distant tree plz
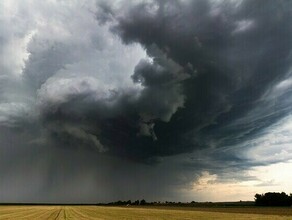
[255,192,292,206]
[133,200,140,205]
[127,200,132,205]
[255,194,263,205]
[140,199,146,205]
[116,200,123,205]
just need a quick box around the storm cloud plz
[0,0,292,202]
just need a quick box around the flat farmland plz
[0,205,292,220]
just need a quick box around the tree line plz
[106,199,147,206]
[255,192,292,206]
[103,192,292,207]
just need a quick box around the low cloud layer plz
[0,0,292,202]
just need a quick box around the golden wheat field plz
[0,205,292,220]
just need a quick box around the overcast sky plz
[0,0,292,203]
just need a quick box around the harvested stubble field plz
[0,205,292,220]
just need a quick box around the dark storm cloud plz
[1,0,292,202]
[33,0,292,163]
[81,0,292,162]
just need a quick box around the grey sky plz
[0,0,292,203]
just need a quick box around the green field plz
[0,205,292,219]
